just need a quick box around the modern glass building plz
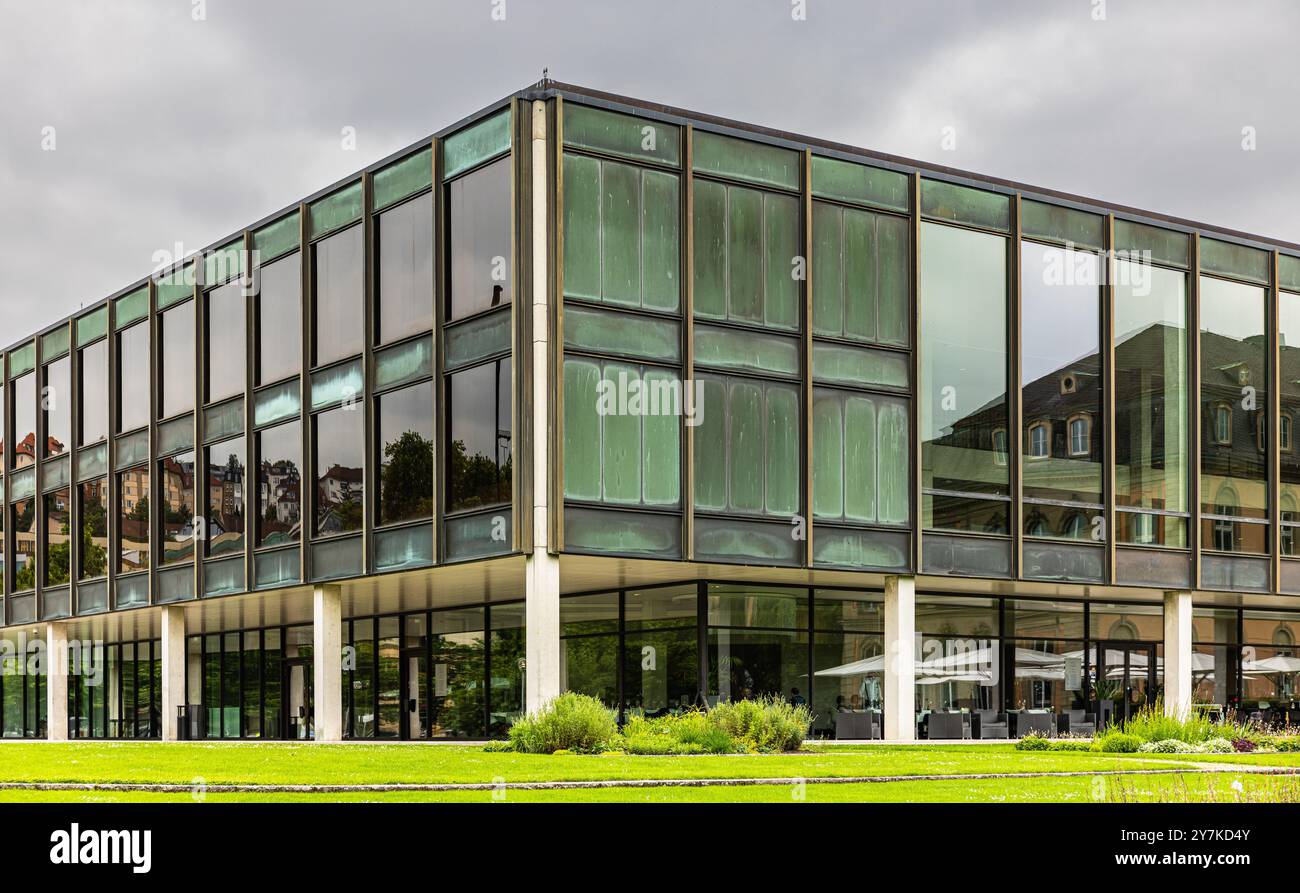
[5,81,1300,742]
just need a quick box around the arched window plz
[1068,414,1091,457]
[1063,513,1088,540]
[1108,620,1138,642]
[992,428,1008,466]
[1281,414,1292,453]
[1273,626,1295,648]
[1027,421,1049,459]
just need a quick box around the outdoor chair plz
[975,710,1009,739]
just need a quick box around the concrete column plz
[883,575,916,741]
[160,605,186,741]
[1163,590,1194,719]
[45,623,69,741]
[313,584,342,741]
[523,98,561,714]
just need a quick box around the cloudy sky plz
[2,0,1298,341]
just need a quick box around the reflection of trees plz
[381,431,434,521]
[448,439,511,510]
[432,636,487,737]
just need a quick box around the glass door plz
[399,649,428,739]
[284,658,313,739]
[1096,643,1157,726]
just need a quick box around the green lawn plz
[0,741,1209,785]
[0,741,1292,802]
[0,771,1284,803]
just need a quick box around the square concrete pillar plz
[883,575,916,741]
[1163,590,1193,719]
[46,623,69,741]
[313,584,343,741]
[525,549,561,713]
[160,605,186,741]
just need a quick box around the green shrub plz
[1048,739,1092,752]
[1137,738,1196,754]
[1099,732,1142,753]
[506,692,619,754]
[617,712,738,755]
[708,696,811,752]
[1015,731,1050,751]
[1197,737,1234,754]
[482,738,514,753]
[1272,736,1300,752]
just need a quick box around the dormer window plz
[1027,421,1050,459]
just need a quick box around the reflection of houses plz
[14,433,66,465]
[207,454,245,547]
[1199,329,1268,552]
[316,464,362,533]
[259,459,301,528]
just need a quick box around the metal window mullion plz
[512,97,531,554]
[362,172,376,573]
[147,278,160,604]
[551,97,565,552]
[69,322,81,608]
[243,228,255,593]
[1271,250,1281,591]
[430,138,443,564]
[1189,234,1202,586]
[801,149,814,568]
[299,203,312,580]
[909,172,922,572]
[682,122,694,560]
[34,334,44,610]
[107,297,120,608]
[194,262,206,601]
[1009,195,1023,578]
[1103,214,1117,583]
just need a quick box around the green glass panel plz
[693,323,798,377]
[563,358,681,507]
[693,376,728,512]
[255,547,300,588]
[309,181,363,239]
[10,467,36,501]
[252,211,301,263]
[764,384,800,515]
[877,212,910,346]
[811,203,841,342]
[562,103,681,166]
[312,536,362,581]
[691,179,727,320]
[374,146,434,211]
[843,394,877,522]
[810,155,909,211]
[443,109,511,179]
[311,358,363,410]
[842,206,877,342]
[764,193,800,329]
[641,169,680,312]
[601,161,640,307]
[1114,219,1189,268]
[812,526,909,570]
[601,362,642,504]
[1201,238,1270,285]
[563,507,681,558]
[155,267,194,309]
[693,182,797,330]
[374,335,433,391]
[115,287,149,328]
[374,523,434,571]
[444,510,512,562]
[40,325,70,360]
[921,180,1010,231]
[254,379,300,427]
[642,368,681,506]
[7,342,35,378]
[444,307,510,370]
[562,153,601,301]
[812,393,843,518]
[157,414,193,455]
[728,380,763,513]
[878,395,911,525]
[1021,200,1105,250]
[203,556,244,596]
[115,430,149,467]
[1281,255,1300,293]
[563,359,602,501]
[76,307,108,346]
[694,516,799,565]
[693,131,799,191]
[811,343,909,389]
[77,443,108,481]
[204,398,244,442]
[563,303,680,363]
[204,239,244,287]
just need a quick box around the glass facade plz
[12,87,1300,747]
